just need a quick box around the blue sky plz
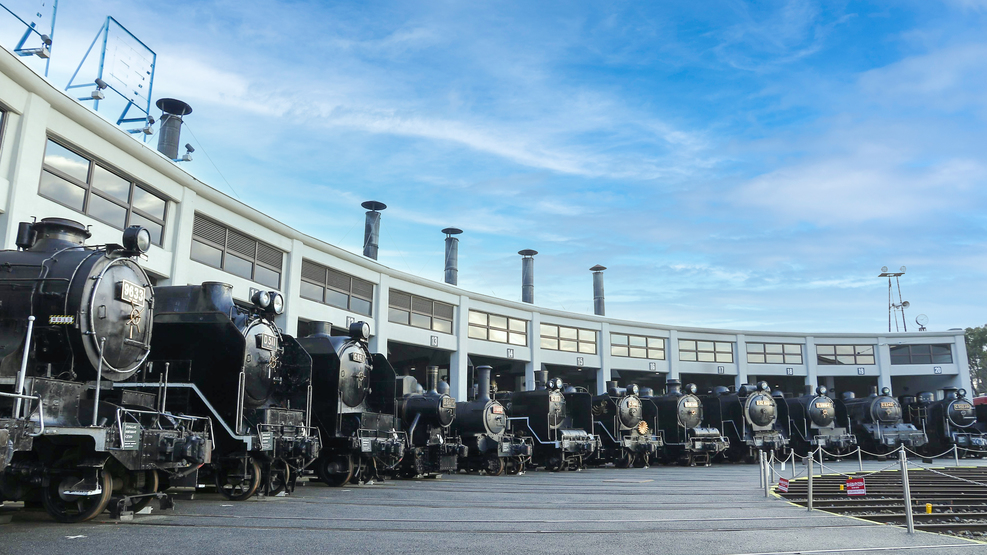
[3,0,986,333]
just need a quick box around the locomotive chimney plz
[310,321,332,337]
[155,98,192,160]
[426,365,439,394]
[443,228,463,286]
[870,385,878,396]
[518,249,538,303]
[590,265,606,316]
[804,384,814,396]
[15,221,36,250]
[362,201,386,260]
[476,365,492,402]
[666,379,681,394]
[534,370,549,390]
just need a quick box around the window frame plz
[299,258,375,316]
[678,339,734,363]
[540,323,596,354]
[746,342,803,365]
[467,310,527,346]
[610,333,665,360]
[889,344,953,365]
[39,137,168,245]
[387,290,454,334]
[190,213,284,289]
[815,344,876,366]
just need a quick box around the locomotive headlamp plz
[628,384,640,396]
[349,321,371,341]
[959,388,967,398]
[881,387,891,396]
[550,377,563,390]
[757,381,769,392]
[122,226,152,254]
[685,383,698,395]
[252,290,271,309]
[817,385,828,396]
[271,292,285,314]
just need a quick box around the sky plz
[2,0,985,334]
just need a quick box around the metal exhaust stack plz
[362,201,386,260]
[519,249,538,303]
[476,365,492,402]
[426,365,439,394]
[534,369,549,390]
[590,264,606,316]
[443,227,463,285]
[155,98,192,160]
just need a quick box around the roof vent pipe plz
[442,228,462,285]
[519,249,538,303]
[155,98,192,160]
[361,201,386,260]
[590,264,606,316]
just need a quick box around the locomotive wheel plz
[42,465,114,523]
[127,470,159,513]
[317,455,354,487]
[633,453,650,468]
[616,451,634,469]
[544,455,563,472]
[482,455,505,477]
[505,458,524,475]
[267,459,290,495]
[215,458,262,501]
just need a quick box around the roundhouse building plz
[0,47,971,403]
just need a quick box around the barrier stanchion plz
[858,447,863,471]
[900,448,914,534]
[807,449,814,512]
[758,451,765,488]
[764,452,771,498]
[954,445,960,466]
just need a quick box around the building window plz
[190,213,283,289]
[611,334,664,359]
[39,138,168,244]
[540,324,596,354]
[890,344,952,365]
[388,290,454,334]
[679,340,733,363]
[300,259,374,316]
[468,310,527,346]
[816,345,876,365]
[747,343,803,365]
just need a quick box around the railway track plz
[776,466,987,540]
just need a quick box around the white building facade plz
[0,47,971,402]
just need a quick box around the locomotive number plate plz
[755,399,772,406]
[256,334,277,351]
[879,402,896,408]
[683,400,699,408]
[117,280,146,305]
[627,398,641,408]
[550,392,562,403]
[954,403,972,411]
[815,402,833,409]
[492,405,504,414]
[441,397,456,409]
[349,352,365,363]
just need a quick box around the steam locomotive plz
[297,321,405,486]
[496,370,598,471]
[0,218,210,522]
[702,382,786,462]
[590,381,663,467]
[641,380,728,466]
[777,386,855,456]
[145,282,320,500]
[901,388,985,456]
[842,386,926,454]
[391,365,466,478]
[450,366,532,475]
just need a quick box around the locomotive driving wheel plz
[215,458,262,501]
[42,464,114,523]
[317,454,354,487]
[482,454,505,476]
[266,459,291,496]
[505,456,525,475]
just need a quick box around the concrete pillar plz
[280,238,305,335]
[598,322,612,394]
[370,273,390,355]
[804,336,818,390]
[525,312,541,391]
[877,337,893,393]
[167,187,197,285]
[736,333,748,389]
[2,93,50,247]
[954,333,974,393]
[668,329,680,381]
[448,295,470,401]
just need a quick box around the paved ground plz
[2,458,986,555]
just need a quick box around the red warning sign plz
[778,477,789,493]
[846,477,866,496]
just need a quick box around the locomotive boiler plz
[780,386,855,456]
[297,321,405,486]
[589,381,662,467]
[392,365,465,477]
[0,218,209,522]
[702,382,786,462]
[842,386,926,454]
[641,380,728,466]
[496,370,597,471]
[450,366,531,475]
[145,282,319,500]
[902,388,984,456]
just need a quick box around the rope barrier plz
[905,460,987,489]
[902,445,955,459]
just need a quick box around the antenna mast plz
[878,266,909,332]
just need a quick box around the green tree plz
[966,325,987,395]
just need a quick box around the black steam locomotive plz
[392,365,465,477]
[497,370,598,471]
[590,381,662,467]
[145,282,320,500]
[450,366,531,475]
[778,386,855,456]
[842,386,926,454]
[901,388,985,456]
[297,321,405,486]
[702,382,787,462]
[641,380,728,466]
[0,218,210,522]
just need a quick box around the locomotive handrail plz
[112,398,216,450]
[506,417,559,447]
[592,420,618,442]
[0,391,45,437]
